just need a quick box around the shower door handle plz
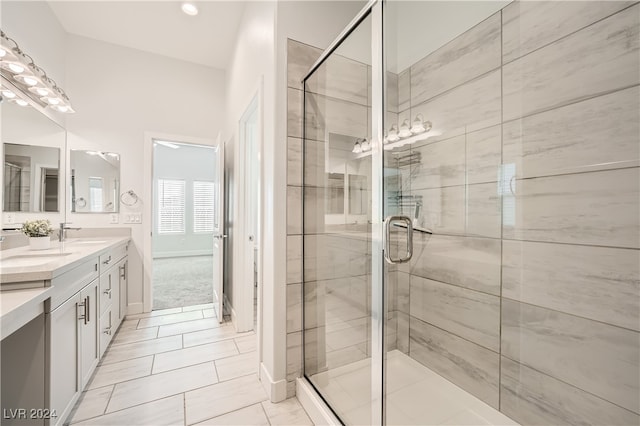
[383,215,413,264]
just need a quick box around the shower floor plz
[309,350,519,425]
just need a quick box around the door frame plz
[233,87,263,333]
[142,131,217,313]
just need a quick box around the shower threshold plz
[307,350,519,426]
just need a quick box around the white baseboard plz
[296,377,341,426]
[260,362,287,403]
[127,302,144,315]
[153,250,213,259]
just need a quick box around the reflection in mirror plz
[324,133,370,226]
[70,150,120,213]
[3,143,60,212]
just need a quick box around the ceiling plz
[48,1,246,70]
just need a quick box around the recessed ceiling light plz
[181,2,198,16]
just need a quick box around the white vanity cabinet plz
[47,258,99,426]
[1,237,131,426]
[98,242,128,357]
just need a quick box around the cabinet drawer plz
[99,243,128,274]
[49,258,99,311]
[99,270,116,316]
[99,308,113,358]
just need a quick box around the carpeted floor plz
[153,256,214,310]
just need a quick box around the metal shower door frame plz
[301,0,388,424]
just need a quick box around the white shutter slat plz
[193,181,215,233]
[158,179,185,234]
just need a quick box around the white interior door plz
[212,134,225,323]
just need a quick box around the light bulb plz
[41,97,61,105]
[410,114,426,134]
[181,2,199,15]
[1,90,16,99]
[14,74,39,86]
[352,142,362,154]
[399,119,412,138]
[53,105,70,113]
[361,139,371,151]
[387,124,399,142]
[7,62,24,73]
[30,87,52,97]
[14,99,28,107]
[0,48,6,58]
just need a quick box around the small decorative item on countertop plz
[21,219,54,250]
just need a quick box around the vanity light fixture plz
[0,30,74,113]
[181,2,199,16]
[360,138,371,152]
[352,140,362,154]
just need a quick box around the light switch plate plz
[124,213,142,224]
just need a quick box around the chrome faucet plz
[59,223,82,242]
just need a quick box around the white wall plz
[223,0,279,398]
[65,34,226,314]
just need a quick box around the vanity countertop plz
[0,286,53,339]
[0,236,130,284]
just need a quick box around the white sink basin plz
[1,253,73,268]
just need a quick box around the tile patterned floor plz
[68,305,313,426]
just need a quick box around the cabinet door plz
[48,292,81,426]
[117,259,128,325]
[79,279,99,388]
[99,308,113,359]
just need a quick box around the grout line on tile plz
[501,297,640,333]
[151,354,156,374]
[500,352,639,414]
[191,399,271,426]
[500,3,639,68]
[260,401,274,426]
[183,393,187,426]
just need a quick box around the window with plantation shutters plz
[157,179,185,234]
[193,181,215,233]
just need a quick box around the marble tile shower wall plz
[395,2,639,425]
[286,2,639,425]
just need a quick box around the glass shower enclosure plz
[301,1,639,425]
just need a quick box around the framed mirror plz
[2,99,65,219]
[70,150,120,213]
